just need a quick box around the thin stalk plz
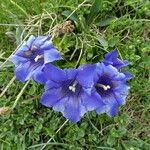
[11,80,30,109]
[0,76,16,98]
[40,119,69,150]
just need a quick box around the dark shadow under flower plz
[10,35,62,83]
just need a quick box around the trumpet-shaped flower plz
[10,35,62,82]
[39,64,105,122]
[79,62,133,117]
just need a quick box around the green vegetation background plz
[0,0,149,149]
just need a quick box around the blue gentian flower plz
[102,50,130,69]
[39,64,105,123]
[10,35,62,82]
[79,62,133,117]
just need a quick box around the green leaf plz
[108,36,120,47]
[96,17,117,27]
[62,10,78,22]
[87,0,103,25]
[97,35,108,50]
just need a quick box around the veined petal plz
[107,103,119,117]
[32,36,50,48]
[65,68,78,80]
[43,64,67,82]
[26,35,36,47]
[78,64,98,89]
[82,92,105,111]
[103,50,130,69]
[44,48,62,64]
[40,88,61,107]
[63,94,81,122]
[10,54,28,66]
[40,39,53,50]
[123,72,134,80]
[53,96,68,113]
[45,80,60,91]
[32,66,47,84]
[15,35,36,56]
[104,49,118,62]
[15,61,41,82]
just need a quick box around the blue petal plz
[53,96,68,113]
[15,35,35,56]
[54,94,87,122]
[65,68,78,80]
[44,48,62,64]
[100,63,126,81]
[103,50,130,69]
[104,49,118,63]
[113,81,129,94]
[81,92,105,111]
[107,103,119,117]
[63,95,81,122]
[15,61,41,82]
[123,72,134,80]
[40,39,53,50]
[26,35,36,47]
[78,64,98,89]
[32,67,47,84]
[40,88,61,107]
[10,54,28,66]
[45,80,60,90]
[114,60,130,69]
[32,36,50,48]
[114,92,127,105]
[15,42,30,56]
[96,93,119,117]
[43,64,67,82]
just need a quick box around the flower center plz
[69,80,78,93]
[34,55,44,62]
[96,83,111,91]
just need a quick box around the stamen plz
[69,80,78,93]
[31,45,38,50]
[96,83,110,91]
[24,51,32,56]
[69,86,76,92]
[34,55,44,62]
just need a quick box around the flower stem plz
[0,76,16,97]
[11,80,30,109]
[40,119,69,150]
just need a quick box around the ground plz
[0,0,150,149]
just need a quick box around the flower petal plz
[103,50,130,69]
[63,94,81,122]
[40,88,61,107]
[10,54,28,66]
[15,61,41,82]
[43,64,67,82]
[82,92,105,111]
[65,68,78,79]
[102,94,119,117]
[26,35,36,47]
[78,64,98,90]
[32,36,50,48]
[45,80,60,90]
[32,67,47,84]
[44,48,62,64]
[123,72,134,80]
